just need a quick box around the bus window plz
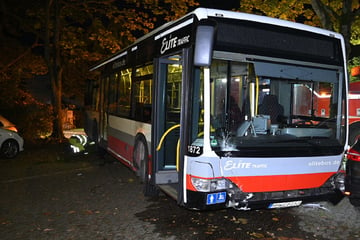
[210,60,247,136]
[167,63,182,112]
[291,82,334,119]
[108,73,118,114]
[208,59,345,154]
[133,64,153,122]
[133,80,152,122]
[136,65,153,77]
[117,68,132,117]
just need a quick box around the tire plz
[133,135,159,197]
[1,139,19,159]
[134,136,149,182]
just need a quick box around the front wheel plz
[133,135,159,197]
[1,139,19,159]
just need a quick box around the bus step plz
[158,184,178,200]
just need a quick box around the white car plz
[0,128,24,158]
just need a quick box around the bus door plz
[153,54,183,199]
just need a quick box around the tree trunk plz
[311,0,354,59]
[45,0,64,141]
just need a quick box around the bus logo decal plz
[224,160,268,171]
[160,34,190,54]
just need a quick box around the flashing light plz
[344,191,351,196]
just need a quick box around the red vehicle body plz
[348,81,360,145]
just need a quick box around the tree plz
[238,0,360,59]
[0,0,198,142]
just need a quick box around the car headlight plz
[191,177,228,192]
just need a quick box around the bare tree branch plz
[0,39,42,73]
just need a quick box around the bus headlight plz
[191,177,228,192]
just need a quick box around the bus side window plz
[117,68,132,117]
[133,79,152,123]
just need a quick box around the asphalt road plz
[1,143,359,240]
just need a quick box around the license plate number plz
[268,200,302,209]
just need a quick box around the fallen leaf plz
[249,232,265,238]
[238,218,248,224]
[83,210,93,215]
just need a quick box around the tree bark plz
[311,0,334,30]
[45,0,64,141]
[311,0,356,59]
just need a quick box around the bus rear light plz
[191,177,228,192]
[347,149,360,162]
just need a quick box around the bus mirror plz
[194,20,217,67]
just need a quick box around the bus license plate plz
[268,200,302,209]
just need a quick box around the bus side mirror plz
[194,20,217,67]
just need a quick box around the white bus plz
[85,8,348,210]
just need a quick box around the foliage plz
[0,0,198,143]
[350,57,360,82]
[239,0,360,59]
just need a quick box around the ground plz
[1,142,360,240]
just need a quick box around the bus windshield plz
[207,57,346,157]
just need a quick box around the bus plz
[85,8,348,210]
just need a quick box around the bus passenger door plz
[153,54,183,199]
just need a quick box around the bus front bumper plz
[184,174,345,211]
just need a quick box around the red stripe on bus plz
[186,172,335,192]
[227,173,334,192]
[108,135,134,167]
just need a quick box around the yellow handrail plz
[156,124,181,171]
[176,139,180,171]
[156,124,180,151]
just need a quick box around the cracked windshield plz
[206,59,346,156]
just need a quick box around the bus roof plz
[90,8,344,71]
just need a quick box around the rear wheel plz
[1,139,19,159]
[133,135,159,197]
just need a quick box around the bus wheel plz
[133,136,159,197]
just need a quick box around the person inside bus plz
[258,94,284,124]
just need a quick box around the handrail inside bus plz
[156,124,181,171]
[156,124,181,151]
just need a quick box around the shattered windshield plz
[208,59,346,157]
